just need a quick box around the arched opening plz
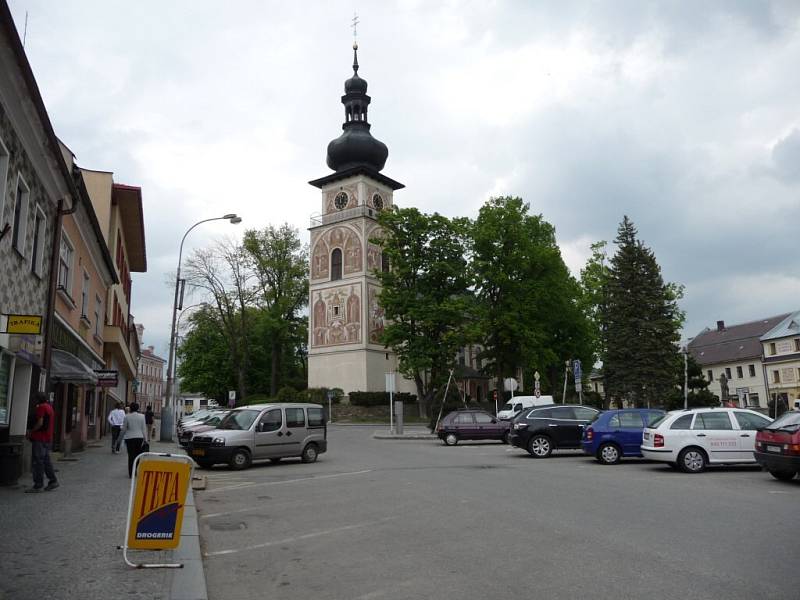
[331,248,343,280]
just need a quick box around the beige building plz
[135,339,166,418]
[761,311,800,410]
[49,144,118,452]
[689,315,791,408]
[307,43,413,396]
[80,170,146,413]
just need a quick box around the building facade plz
[689,315,791,408]
[307,43,413,396]
[136,340,166,418]
[761,311,800,410]
[0,5,79,461]
[48,143,118,452]
[80,169,146,419]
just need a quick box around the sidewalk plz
[0,439,205,600]
[372,425,437,440]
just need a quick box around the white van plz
[497,395,554,420]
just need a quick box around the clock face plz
[334,192,349,210]
[372,194,384,210]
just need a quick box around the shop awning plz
[50,349,98,385]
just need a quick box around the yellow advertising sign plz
[5,314,42,335]
[126,457,191,550]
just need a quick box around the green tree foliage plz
[601,216,682,407]
[176,305,234,400]
[243,224,309,396]
[579,240,609,363]
[471,197,593,389]
[374,207,476,417]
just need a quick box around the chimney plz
[716,320,725,331]
[148,345,154,353]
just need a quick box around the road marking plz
[209,469,373,493]
[204,516,397,557]
[768,490,790,494]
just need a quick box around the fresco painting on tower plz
[311,284,362,347]
[368,284,384,344]
[311,225,363,280]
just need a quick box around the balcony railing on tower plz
[310,204,381,228]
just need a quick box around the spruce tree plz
[602,216,682,407]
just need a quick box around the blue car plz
[582,408,665,464]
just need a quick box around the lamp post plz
[160,215,242,442]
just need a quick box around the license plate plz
[766,445,781,453]
[192,448,205,456]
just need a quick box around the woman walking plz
[121,402,149,478]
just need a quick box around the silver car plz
[187,403,327,470]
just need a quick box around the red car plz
[436,409,511,446]
[754,410,800,481]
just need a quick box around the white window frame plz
[0,137,9,223]
[94,294,103,337]
[30,205,47,277]
[58,230,75,295]
[80,269,91,318]
[11,173,30,255]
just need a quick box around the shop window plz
[0,351,14,426]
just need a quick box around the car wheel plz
[444,433,458,446]
[598,443,621,465]
[195,459,214,469]
[269,457,282,465]
[301,443,319,463]
[502,432,509,445]
[678,447,706,473]
[768,469,797,481]
[228,449,252,471]
[528,435,552,458]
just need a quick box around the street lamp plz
[160,214,242,442]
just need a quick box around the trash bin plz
[0,442,23,486]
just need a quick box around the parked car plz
[582,408,665,464]
[509,404,600,457]
[754,410,800,481]
[436,409,511,445]
[641,408,772,473]
[497,396,554,420]
[178,410,230,448]
[187,403,327,470]
[177,409,227,437]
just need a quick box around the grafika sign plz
[126,457,191,550]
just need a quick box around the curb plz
[372,432,437,440]
[169,486,207,600]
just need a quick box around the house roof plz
[688,313,791,365]
[761,311,800,342]
[112,183,147,272]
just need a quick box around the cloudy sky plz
[8,0,800,358]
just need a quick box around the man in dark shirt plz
[26,392,58,493]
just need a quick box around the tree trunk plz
[270,339,280,396]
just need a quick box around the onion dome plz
[325,43,389,172]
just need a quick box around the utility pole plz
[683,346,689,410]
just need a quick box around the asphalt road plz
[196,425,799,600]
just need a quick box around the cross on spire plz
[351,11,360,46]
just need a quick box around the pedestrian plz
[121,402,149,478]
[25,392,58,493]
[108,401,125,453]
[144,404,155,438]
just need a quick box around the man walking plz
[108,402,125,453]
[26,392,58,493]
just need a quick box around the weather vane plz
[351,11,359,45]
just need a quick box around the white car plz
[641,408,772,473]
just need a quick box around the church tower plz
[308,42,405,394]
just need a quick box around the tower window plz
[331,248,342,280]
[381,253,389,273]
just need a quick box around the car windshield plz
[501,403,513,411]
[765,411,800,432]
[218,409,259,431]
